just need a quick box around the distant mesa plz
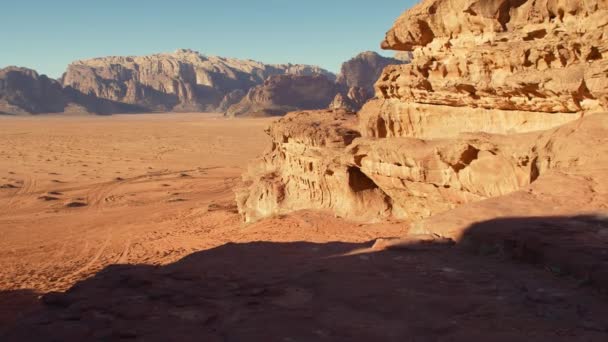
[61,49,335,114]
[0,66,141,115]
[330,51,405,113]
[226,74,339,117]
[226,51,409,117]
[1,49,409,116]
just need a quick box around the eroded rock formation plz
[331,51,408,112]
[0,67,67,114]
[364,0,607,138]
[0,67,137,115]
[236,110,394,222]
[226,75,339,117]
[62,49,335,113]
[237,0,608,226]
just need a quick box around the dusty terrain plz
[1,113,607,340]
[0,113,301,293]
[0,114,407,329]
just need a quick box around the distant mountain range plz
[0,49,409,116]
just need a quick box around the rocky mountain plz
[336,51,403,95]
[0,67,67,114]
[61,49,335,113]
[237,0,608,235]
[226,74,339,117]
[2,49,409,116]
[0,67,137,115]
[226,51,409,116]
[329,51,407,113]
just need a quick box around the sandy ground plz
[0,113,405,294]
[1,113,607,340]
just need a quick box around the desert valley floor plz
[1,114,607,340]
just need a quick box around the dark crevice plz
[347,167,379,193]
[455,84,480,99]
[416,20,436,46]
[377,117,388,138]
[450,145,480,173]
[523,29,547,41]
[353,154,368,167]
[497,0,527,31]
[586,47,602,61]
[572,80,594,109]
[530,157,540,183]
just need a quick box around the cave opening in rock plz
[451,145,480,172]
[347,167,379,193]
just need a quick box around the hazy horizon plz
[1,0,416,78]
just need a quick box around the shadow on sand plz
[1,215,608,341]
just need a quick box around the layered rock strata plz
[330,51,407,112]
[62,49,335,112]
[362,0,608,138]
[237,0,608,225]
[226,75,339,117]
[236,110,393,222]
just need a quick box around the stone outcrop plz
[237,0,608,226]
[364,0,608,138]
[236,110,393,222]
[3,50,410,116]
[62,49,335,113]
[226,75,339,117]
[331,51,408,112]
[0,67,67,114]
[0,67,137,115]
[337,51,404,95]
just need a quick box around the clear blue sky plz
[0,0,416,78]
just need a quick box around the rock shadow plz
[2,216,608,341]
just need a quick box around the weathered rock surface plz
[0,67,67,114]
[226,75,339,117]
[331,51,408,112]
[337,51,404,95]
[366,0,608,138]
[62,49,335,113]
[0,67,138,115]
[329,87,370,113]
[237,0,608,227]
[236,110,394,222]
[216,89,247,113]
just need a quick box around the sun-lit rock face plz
[226,75,339,117]
[62,49,335,112]
[363,0,608,138]
[237,0,608,224]
[236,110,393,223]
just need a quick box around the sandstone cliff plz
[0,67,66,114]
[336,51,404,95]
[364,0,607,138]
[330,51,408,112]
[0,67,137,115]
[227,51,408,116]
[237,0,608,228]
[226,74,339,117]
[61,49,335,113]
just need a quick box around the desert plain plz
[1,113,608,341]
[0,113,409,328]
[0,113,274,293]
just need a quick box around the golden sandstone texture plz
[62,49,334,113]
[237,0,608,234]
